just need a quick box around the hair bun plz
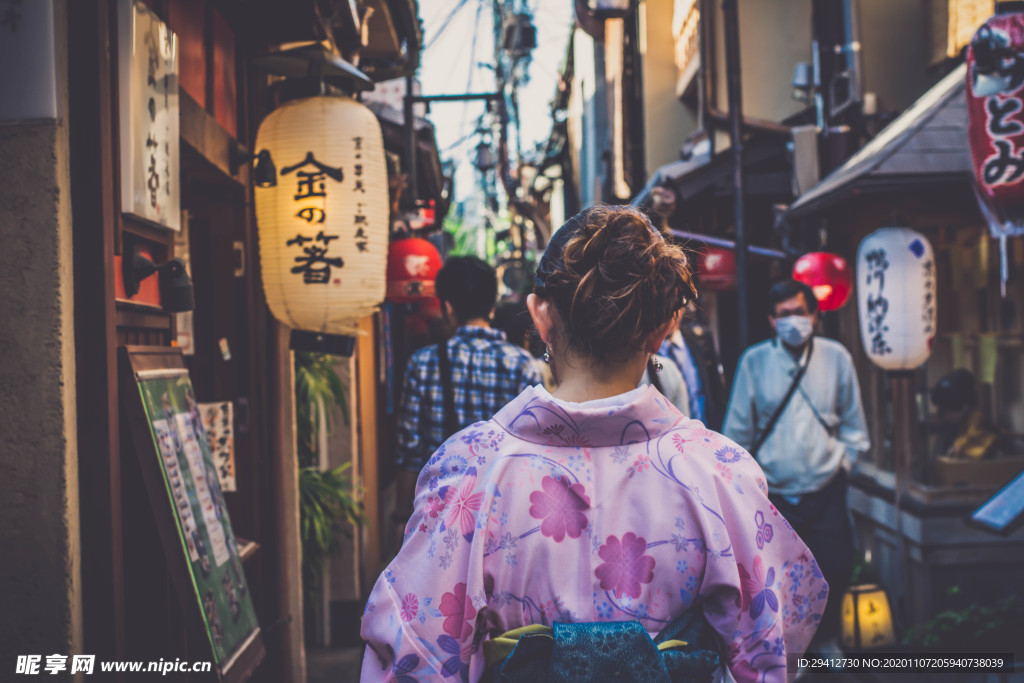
[537,205,696,362]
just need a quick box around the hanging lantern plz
[967,12,1024,294]
[697,247,736,291]
[792,252,853,312]
[841,584,896,650]
[386,237,443,303]
[856,228,936,371]
[254,96,389,335]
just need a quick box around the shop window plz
[883,226,1024,486]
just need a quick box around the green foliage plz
[902,588,1024,653]
[444,212,480,258]
[299,463,363,591]
[293,352,362,600]
[295,351,348,469]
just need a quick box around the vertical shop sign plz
[118,0,181,230]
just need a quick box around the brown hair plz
[535,205,697,363]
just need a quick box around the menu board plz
[120,347,263,681]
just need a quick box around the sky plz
[418,0,574,201]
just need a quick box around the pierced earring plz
[652,356,663,373]
[543,349,551,363]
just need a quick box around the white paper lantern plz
[856,228,936,371]
[254,96,388,335]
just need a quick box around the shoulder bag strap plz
[750,339,814,459]
[437,340,459,439]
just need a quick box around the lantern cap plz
[252,41,374,90]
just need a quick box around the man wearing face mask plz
[723,279,869,644]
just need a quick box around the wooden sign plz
[117,0,182,230]
[119,346,263,681]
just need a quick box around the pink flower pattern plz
[438,582,476,640]
[528,475,590,542]
[425,495,445,518]
[361,386,828,682]
[595,532,656,598]
[400,593,418,622]
[445,476,484,538]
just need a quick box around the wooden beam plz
[68,0,127,671]
[356,315,382,582]
[270,321,305,682]
[179,88,244,182]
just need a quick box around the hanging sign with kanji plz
[967,11,1024,237]
[117,0,181,230]
[254,97,389,334]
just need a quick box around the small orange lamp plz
[841,584,896,650]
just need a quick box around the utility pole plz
[722,0,749,350]
[403,74,418,211]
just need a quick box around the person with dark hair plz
[722,278,869,646]
[393,255,542,528]
[362,208,826,682]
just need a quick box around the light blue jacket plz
[723,336,870,496]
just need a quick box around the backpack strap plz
[437,340,459,439]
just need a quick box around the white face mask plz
[775,315,813,347]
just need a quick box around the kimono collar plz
[492,384,686,448]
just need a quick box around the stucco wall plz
[640,0,699,179]
[0,0,81,667]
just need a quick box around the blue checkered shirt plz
[396,326,542,473]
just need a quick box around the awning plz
[634,137,792,208]
[787,63,972,219]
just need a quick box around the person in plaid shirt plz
[393,256,542,525]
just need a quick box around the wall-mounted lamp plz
[229,146,277,187]
[123,245,195,312]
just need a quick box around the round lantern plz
[856,228,936,371]
[697,247,736,291]
[792,252,853,312]
[254,96,389,335]
[386,237,443,303]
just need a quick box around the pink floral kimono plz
[361,385,826,682]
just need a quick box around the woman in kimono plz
[361,206,826,682]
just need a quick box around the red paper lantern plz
[697,247,736,290]
[967,13,1024,237]
[792,251,853,312]
[386,238,443,303]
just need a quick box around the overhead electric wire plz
[423,0,473,52]
[458,0,485,140]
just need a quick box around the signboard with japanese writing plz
[254,96,389,335]
[856,228,936,371]
[118,0,181,231]
[200,401,236,492]
[119,347,262,681]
